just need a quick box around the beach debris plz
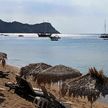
[0,52,7,59]
[0,71,9,78]
[19,63,52,79]
[0,87,6,91]
[0,93,5,104]
[0,87,6,103]
[36,65,82,85]
[5,75,66,108]
[61,67,108,108]
[0,52,7,68]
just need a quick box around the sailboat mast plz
[104,19,106,33]
[100,18,108,39]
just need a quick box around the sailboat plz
[100,19,108,39]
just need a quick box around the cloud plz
[0,0,108,17]
[0,0,108,33]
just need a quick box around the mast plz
[104,18,106,33]
[100,18,108,38]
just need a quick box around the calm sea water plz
[0,33,108,103]
[0,34,108,76]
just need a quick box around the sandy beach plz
[0,63,108,108]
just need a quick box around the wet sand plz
[0,64,108,108]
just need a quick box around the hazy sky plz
[0,0,108,33]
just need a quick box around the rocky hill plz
[0,19,59,33]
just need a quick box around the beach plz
[0,63,108,108]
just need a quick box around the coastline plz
[0,63,108,108]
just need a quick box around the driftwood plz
[0,71,9,78]
[0,93,5,104]
[5,75,66,108]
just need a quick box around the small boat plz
[0,34,8,36]
[18,35,24,37]
[0,34,3,35]
[4,35,8,36]
[38,33,52,37]
[49,35,61,41]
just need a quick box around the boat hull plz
[100,33,108,39]
[50,36,61,41]
[38,33,52,37]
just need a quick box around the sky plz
[0,0,108,34]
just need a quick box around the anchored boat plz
[100,19,108,39]
[38,33,52,37]
[49,35,61,41]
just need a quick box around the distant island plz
[0,19,60,33]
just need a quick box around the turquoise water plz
[0,35,108,76]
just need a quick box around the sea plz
[0,33,108,103]
[0,33,108,75]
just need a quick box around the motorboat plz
[38,33,52,37]
[49,35,61,41]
